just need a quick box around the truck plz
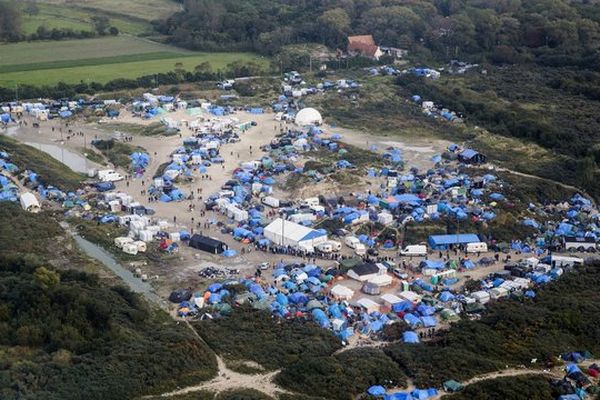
[564,237,597,252]
[97,169,124,182]
[466,242,488,253]
[261,196,280,208]
[400,244,427,257]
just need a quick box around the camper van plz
[261,196,280,208]
[345,236,361,249]
[354,243,367,256]
[98,169,124,182]
[317,240,342,253]
[302,197,320,208]
[400,244,427,257]
[466,242,488,253]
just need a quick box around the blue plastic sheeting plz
[394,194,422,205]
[289,292,309,304]
[417,305,435,316]
[462,260,475,269]
[489,192,505,201]
[222,249,237,257]
[428,234,480,250]
[367,385,386,396]
[276,293,289,305]
[421,260,445,270]
[208,283,222,292]
[566,364,581,375]
[384,394,413,400]
[411,389,438,400]
[311,309,330,328]
[0,113,11,123]
[392,300,414,312]
[403,331,419,343]
[403,313,422,327]
[421,316,437,327]
[439,291,455,302]
[522,219,540,229]
[524,290,536,298]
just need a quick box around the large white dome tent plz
[294,107,322,126]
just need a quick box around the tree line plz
[156,0,600,65]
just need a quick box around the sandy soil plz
[9,109,510,300]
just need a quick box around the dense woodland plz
[0,204,217,399]
[157,0,600,64]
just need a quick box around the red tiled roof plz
[347,35,379,57]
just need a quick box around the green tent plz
[443,380,464,392]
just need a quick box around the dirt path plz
[489,165,591,200]
[149,320,293,399]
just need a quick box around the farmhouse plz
[347,35,383,60]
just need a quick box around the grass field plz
[0,36,268,86]
[19,2,154,36]
[39,0,181,21]
[0,36,187,65]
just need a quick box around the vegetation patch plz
[441,375,553,400]
[0,204,218,400]
[102,121,174,137]
[0,135,83,191]
[92,139,144,170]
[194,308,341,371]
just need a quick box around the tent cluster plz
[367,385,438,400]
[130,152,150,177]
[132,93,187,119]
[519,193,600,253]
[411,94,464,124]
[4,99,123,121]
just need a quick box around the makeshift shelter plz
[189,234,228,254]
[362,282,381,295]
[356,298,379,314]
[331,284,354,300]
[458,149,486,164]
[348,263,380,282]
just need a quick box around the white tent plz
[356,298,379,314]
[264,218,327,249]
[380,293,402,307]
[331,284,354,300]
[368,274,393,287]
[20,192,40,213]
[295,107,323,126]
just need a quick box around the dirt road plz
[147,321,292,399]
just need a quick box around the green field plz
[39,0,181,21]
[0,36,187,65]
[0,36,268,86]
[19,2,154,36]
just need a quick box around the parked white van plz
[466,242,488,253]
[400,244,427,256]
[317,242,334,253]
[354,243,367,256]
[98,169,124,182]
[345,236,361,249]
